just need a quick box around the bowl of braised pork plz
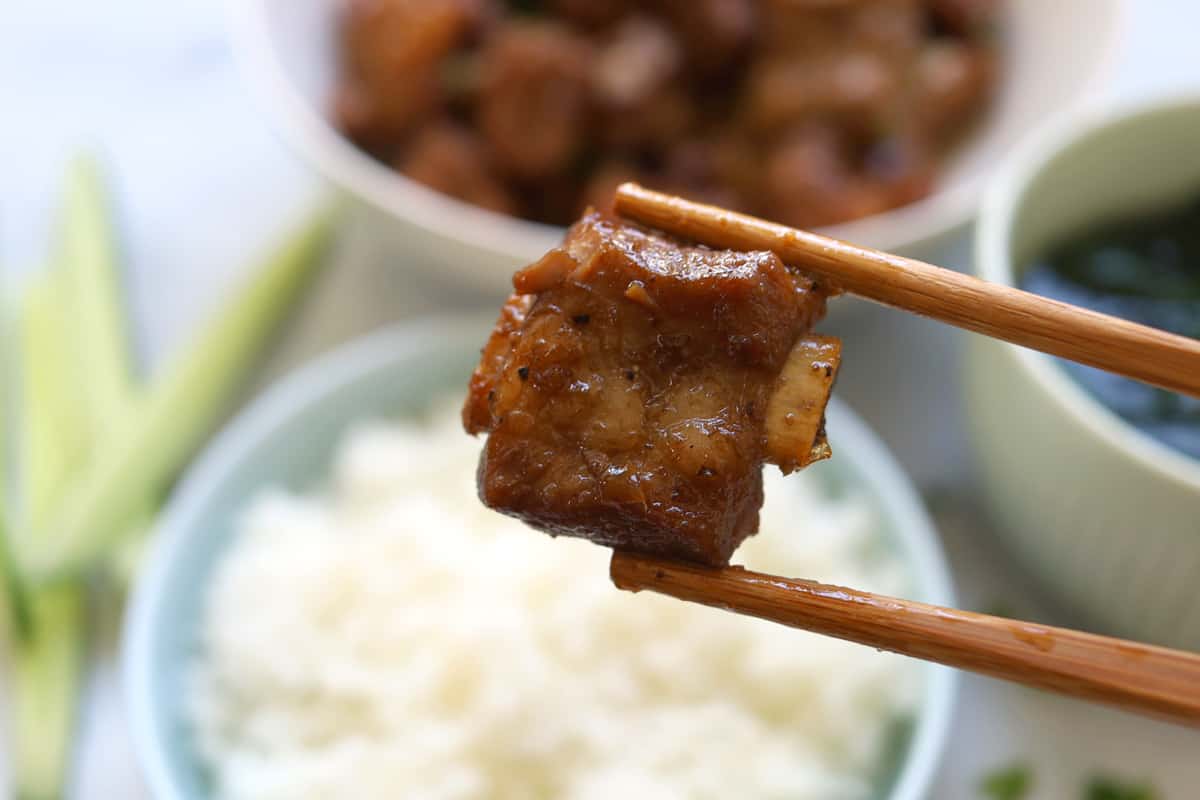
[229,0,1121,296]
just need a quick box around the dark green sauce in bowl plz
[1020,192,1200,460]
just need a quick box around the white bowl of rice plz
[124,317,956,800]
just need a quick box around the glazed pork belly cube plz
[463,213,840,565]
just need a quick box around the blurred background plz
[2,1,1199,798]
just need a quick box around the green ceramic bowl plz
[124,317,957,798]
[969,94,1200,648]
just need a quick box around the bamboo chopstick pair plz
[609,183,1200,729]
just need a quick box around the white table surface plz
[3,1,1200,798]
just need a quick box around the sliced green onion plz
[0,522,27,643]
[55,157,155,587]
[18,207,335,580]
[10,266,92,800]
[17,269,90,532]
[12,584,85,800]
[59,156,136,430]
[0,285,26,639]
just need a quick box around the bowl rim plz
[123,315,958,800]
[976,90,1200,490]
[225,0,1125,269]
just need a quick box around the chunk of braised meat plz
[478,22,593,179]
[759,0,849,56]
[760,0,922,58]
[463,214,840,565]
[928,0,1001,36]
[653,0,756,74]
[911,42,998,144]
[396,121,516,214]
[335,0,484,149]
[518,174,590,228]
[659,139,747,212]
[698,133,764,206]
[863,134,937,210]
[744,50,900,135]
[591,17,693,150]
[546,0,630,28]
[580,161,643,217]
[762,125,879,229]
[581,143,746,222]
[852,0,925,62]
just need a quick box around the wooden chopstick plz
[613,183,1200,399]
[611,551,1200,728]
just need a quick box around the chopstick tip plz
[612,182,644,213]
[609,549,643,593]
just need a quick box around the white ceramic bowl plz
[969,94,1200,649]
[124,317,957,799]
[228,0,1123,297]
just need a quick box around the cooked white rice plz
[189,403,919,800]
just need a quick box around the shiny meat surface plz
[464,214,840,565]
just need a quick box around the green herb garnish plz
[980,763,1033,800]
[1084,775,1159,800]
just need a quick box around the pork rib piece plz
[464,212,840,565]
